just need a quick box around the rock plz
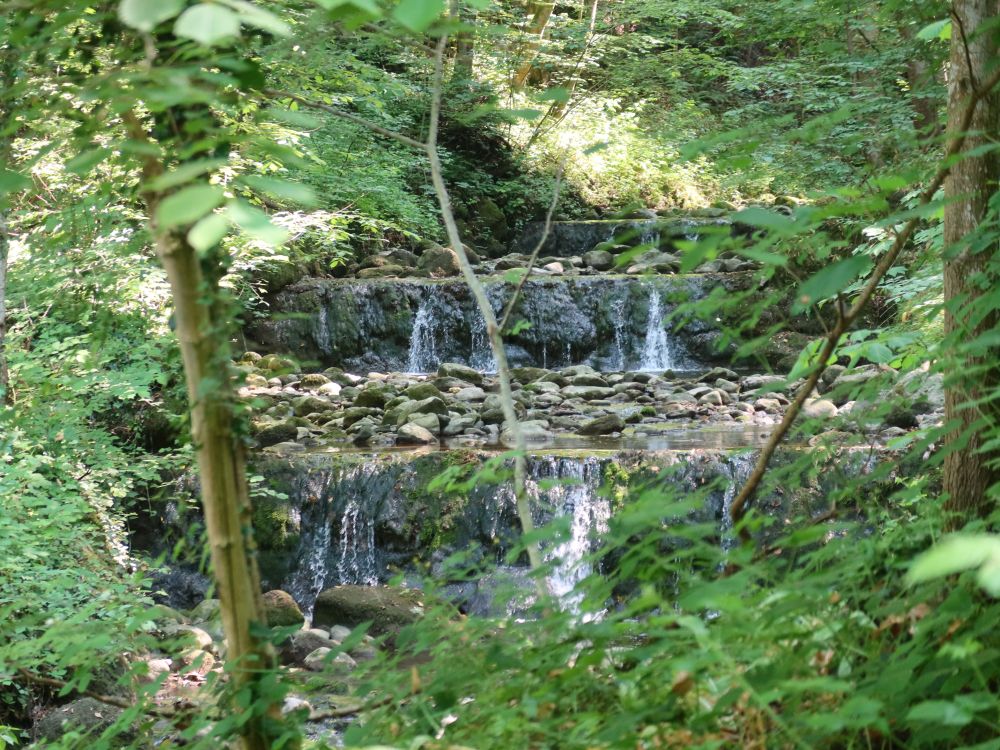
[561,385,616,400]
[511,366,551,383]
[35,698,125,741]
[328,625,352,641]
[293,395,334,417]
[397,423,437,444]
[803,399,839,419]
[405,412,441,433]
[501,420,553,445]
[281,628,334,666]
[317,381,342,397]
[304,648,357,675]
[313,585,427,636]
[578,414,626,435]
[300,373,331,390]
[893,365,944,412]
[404,382,443,400]
[582,249,614,271]
[355,384,395,408]
[255,422,298,448]
[542,261,565,274]
[394,396,448,425]
[437,362,484,384]
[418,245,461,276]
[714,378,740,394]
[742,374,788,394]
[698,367,739,383]
[358,265,408,279]
[138,658,173,684]
[282,696,313,717]
[189,598,221,623]
[475,197,510,241]
[262,590,305,627]
[754,398,782,413]
[244,373,269,388]
[454,386,487,402]
[571,374,609,387]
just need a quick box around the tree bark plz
[942,0,1000,519]
[512,1,555,88]
[0,212,10,406]
[125,115,280,750]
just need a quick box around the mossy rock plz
[35,698,127,742]
[262,589,305,627]
[312,585,427,636]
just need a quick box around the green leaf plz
[118,0,185,31]
[174,4,241,46]
[733,207,795,232]
[156,185,226,228]
[861,342,893,364]
[797,256,872,308]
[240,175,318,207]
[147,159,227,191]
[65,148,113,176]
[0,169,30,195]
[214,0,291,35]
[906,700,973,727]
[187,212,230,252]
[917,19,951,41]
[908,535,1000,585]
[392,0,444,31]
[227,201,288,245]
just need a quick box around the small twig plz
[306,692,401,721]
[16,667,177,719]
[728,65,1000,538]
[498,162,565,332]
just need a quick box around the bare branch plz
[17,667,177,719]
[729,64,1000,536]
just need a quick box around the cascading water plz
[406,299,438,373]
[609,295,629,371]
[336,495,378,586]
[718,453,757,553]
[469,311,498,372]
[639,288,675,371]
[530,458,610,612]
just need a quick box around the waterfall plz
[639,223,661,249]
[406,299,438,373]
[469,311,497,372]
[610,295,628,371]
[531,458,610,613]
[639,288,674,371]
[336,495,378,586]
[719,453,756,553]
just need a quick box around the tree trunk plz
[512,1,554,88]
[0,211,10,406]
[942,0,1000,520]
[126,115,281,750]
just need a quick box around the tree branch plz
[498,162,564,333]
[16,667,177,719]
[729,64,1000,536]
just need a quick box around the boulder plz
[437,362,484,384]
[313,585,426,635]
[418,245,461,276]
[35,699,125,742]
[578,414,625,435]
[582,249,614,271]
[562,385,616,400]
[281,628,334,666]
[304,648,357,675]
[355,384,395,408]
[255,422,298,448]
[262,590,305,628]
[454,386,487,402]
[189,598,221,623]
[803,399,839,419]
[397,423,437,444]
[404,382,443,400]
[511,366,551,383]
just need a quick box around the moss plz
[253,498,300,552]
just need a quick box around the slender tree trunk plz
[942,0,1000,519]
[126,115,281,750]
[0,212,10,406]
[512,0,554,88]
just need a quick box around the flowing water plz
[639,289,675,371]
[406,299,439,373]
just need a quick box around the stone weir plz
[246,274,747,374]
[250,448,754,616]
[243,446,868,617]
